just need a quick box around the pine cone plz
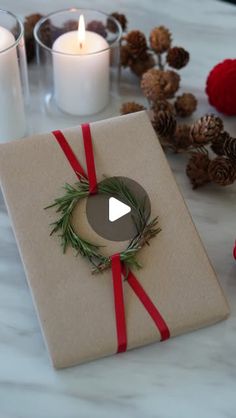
[149,26,172,53]
[174,93,197,117]
[24,13,43,37]
[186,153,210,189]
[172,124,192,149]
[152,99,175,116]
[141,69,180,101]
[39,20,62,49]
[190,115,224,145]
[24,13,43,62]
[152,111,177,137]
[125,30,147,58]
[208,157,236,186]
[120,44,132,67]
[223,136,236,162]
[163,70,180,98]
[129,53,155,77]
[107,12,128,32]
[63,20,78,31]
[120,102,146,115]
[86,20,107,38]
[167,47,190,69]
[211,131,230,156]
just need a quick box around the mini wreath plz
[46,176,160,274]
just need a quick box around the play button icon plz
[109,197,131,222]
[86,176,151,242]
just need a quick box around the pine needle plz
[45,177,160,273]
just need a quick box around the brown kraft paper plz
[0,112,230,368]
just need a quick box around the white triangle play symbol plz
[109,197,131,222]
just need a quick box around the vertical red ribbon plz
[52,125,170,354]
[111,254,127,353]
[52,124,97,193]
[81,124,98,194]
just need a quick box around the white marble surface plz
[0,0,236,417]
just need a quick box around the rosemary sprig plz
[45,177,160,273]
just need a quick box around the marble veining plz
[0,0,236,417]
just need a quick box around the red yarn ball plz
[206,59,236,116]
[234,241,236,260]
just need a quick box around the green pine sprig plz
[45,177,160,274]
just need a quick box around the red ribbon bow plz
[52,125,170,353]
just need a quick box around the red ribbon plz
[81,124,98,194]
[52,130,86,180]
[125,268,170,342]
[111,255,170,352]
[111,254,127,353]
[52,125,170,354]
[233,241,236,260]
[53,125,97,193]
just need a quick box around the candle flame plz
[78,15,85,49]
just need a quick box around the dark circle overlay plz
[86,176,151,242]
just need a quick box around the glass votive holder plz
[34,8,122,118]
[0,9,28,143]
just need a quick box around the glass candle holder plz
[34,9,122,117]
[0,9,28,143]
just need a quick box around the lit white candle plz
[52,15,110,116]
[0,26,26,142]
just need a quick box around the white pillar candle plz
[0,26,26,142]
[52,15,110,116]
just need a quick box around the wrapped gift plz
[0,112,229,368]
